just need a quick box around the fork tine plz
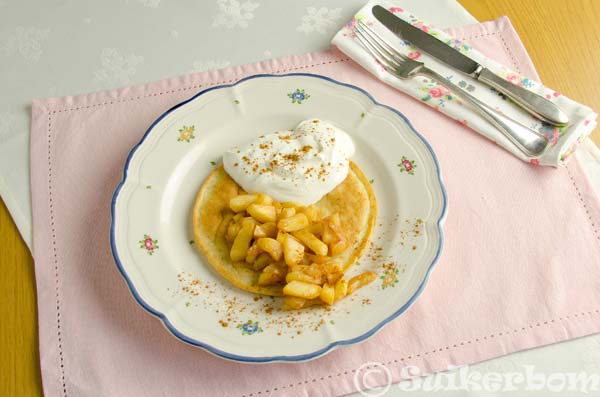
[354,22,401,70]
[353,26,390,69]
[357,21,408,63]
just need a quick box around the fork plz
[354,21,549,157]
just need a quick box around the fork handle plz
[421,68,549,157]
[477,68,569,127]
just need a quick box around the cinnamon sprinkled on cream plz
[222,119,355,205]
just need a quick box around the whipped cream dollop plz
[223,119,355,205]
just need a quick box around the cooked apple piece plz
[334,278,348,302]
[253,253,272,271]
[319,263,342,285]
[216,212,234,240]
[257,271,281,286]
[257,263,286,285]
[304,299,324,308]
[323,213,345,238]
[255,193,273,205]
[306,222,324,235]
[246,204,277,223]
[299,254,312,267]
[279,207,296,219]
[242,216,258,227]
[276,230,286,244]
[232,213,244,223]
[347,271,378,294]
[301,205,320,222]
[292,229,328,256]
[330,239,350,256]
[321,223,339,245]
[304,263,324,280]
[278,213,309,232]
[256,237,283,261]
[230,221,255,262]
[233,261,254,270]
[319,283,335,305]
[328,212,342,228]
[282,296,306,310]
[254,222,278,239]
[226,221,241,242]
[281,234,304,267]
[286,271,321,285]
[283,280,322,299]
[323,262,343,273]
[326,272,342,285]
[245,242,263,264]
[229,194,258,212]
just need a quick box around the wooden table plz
[1,0,599,394]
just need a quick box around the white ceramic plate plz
[111,73,447,362]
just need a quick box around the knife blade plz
[372,5,569,127]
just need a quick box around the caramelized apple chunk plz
[222,191,375,309]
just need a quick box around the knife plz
[372,5,569,127]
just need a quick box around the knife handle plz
[477,68,569,127]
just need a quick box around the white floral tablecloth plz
[1,0,599,395]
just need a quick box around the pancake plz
[192,162,377,296]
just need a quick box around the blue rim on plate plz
[110,72,448,363]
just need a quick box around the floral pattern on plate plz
[177,125,196,142]
[238,320,263,335]
[398,156,417,175]
[288,88,310,104]
[381,264,400,289]
[139,234,159,255]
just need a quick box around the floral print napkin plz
[332,0,598,166]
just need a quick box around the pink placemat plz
[31,17,600,397]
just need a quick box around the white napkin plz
[331,0,598,166]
